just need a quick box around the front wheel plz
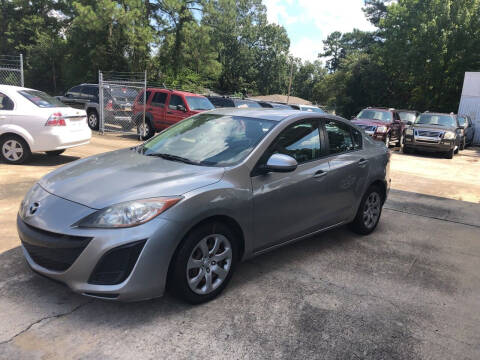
[445,148,454,159]
[170,222,238,304]
[0,135,31,164]
[137,119,155,140]
[349,185,384,235]
[87,110,99,130]
[385,134,391,148]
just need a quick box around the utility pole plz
[287,57,293,104]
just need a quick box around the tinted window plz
[416,114,457,127]
[398,111,417,123]
[169,94,186,110]
[351,128,363,150]
[142,114,276,166]
[19,90,67,108]
[325,120,355,154]
[269,121,321,164]
[0,93,14,110]
[68,86,82,94]
[186,96,215,110]
[138,90,152,105]
[357,109,392,122]
[152,92,167,107]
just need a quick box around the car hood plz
[412,124,456,131]
[39,148,225,209]
[352,119,390,127]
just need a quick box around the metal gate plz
[0,54,24,87]
[98,71,146,135]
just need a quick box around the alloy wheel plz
[138,122,149,137]
[2,140,24,161]
[363,192,381,229]
[88,113,98,129]
[186,234,233,295]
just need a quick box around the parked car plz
[296,104,327,114]
[403,112,463,158]
[133,88,215,140]
[57,83,138,131]
[256,101,292,109]
[0,85,91,164]
[18,108,390,303]
[458,114,475,147]
[207,96,262,109]
[351,107,405,147]
[397,110,420,125]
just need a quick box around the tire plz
[87,110,99,130]
[460,138,465,151]
[349,185,384,235]
[402,146,411,154]
[137,119,155,140]
[445,148,454,159]
[45,150,65,156]
[170,222,238,304]
[0,134,31,164]
[397,133,404,148]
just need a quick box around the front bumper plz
[17,186,185,301]
[404,135,455,152]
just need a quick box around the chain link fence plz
[0,54,24,87]
[98,71,146,135]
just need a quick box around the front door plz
[166,94,189,127]
[149,91,167,130]
[251,119,334,252]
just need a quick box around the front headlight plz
[75,197,182,228]
[405,128,414,135]
[376,126,388,133]
[443,131,455,140]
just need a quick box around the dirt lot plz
[0,135,479,359]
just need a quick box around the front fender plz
[0,124,34,149]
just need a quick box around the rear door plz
[166,94,189,126]
[323,119,370,221]
[149,91,167,130]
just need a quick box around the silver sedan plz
[17,109,390,303]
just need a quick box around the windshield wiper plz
[146,153,200,165]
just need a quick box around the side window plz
[268,120,321,164]
[458,116,466,127]
[151,92,167,107]
[325,120,355,154]
[0,93,14,110]
[138,90,151,105]
[169,94,186,110]
[351,128,363,150]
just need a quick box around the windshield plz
[357,109,392,122]
[19,90,67,108]
[398,112,417,123]
[186,96,215,111]
[233,100,262,108]
[415,114,457,127]
[300,106,326,114]
[141,113,276,166]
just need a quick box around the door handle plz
[313,170,328,179]
[358,158,369,167]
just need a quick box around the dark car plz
[58,83,139,130]
[403,112,463,159]
[256,101,293,109]
[458,115,475,147]
[351,107,405,147]
[207,96,262,109]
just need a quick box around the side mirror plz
[264,153,298,173]
[177,104,187,112]
[65,93,72,98]
[407,121,413,126]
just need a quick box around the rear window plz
[186,96,215,111]
[19,90,67,108]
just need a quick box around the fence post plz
[20,54,24,87]
[143,70,147,139]
[99,71,104,135]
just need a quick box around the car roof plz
[147,88,205,97]
[206,108,343,122]
[421,112,456,116]
[397,109,418,113]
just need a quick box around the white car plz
[0,85,91,164]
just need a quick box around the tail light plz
[45,113,66,126]
[106,100,113,111]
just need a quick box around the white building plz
[458,72,480,145]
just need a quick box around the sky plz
[264,0,376,62]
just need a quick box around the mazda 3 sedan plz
[18,109,390,303]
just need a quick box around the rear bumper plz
[31,128,92,152]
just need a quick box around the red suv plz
[351,107,405,147]
[133,88,214,139]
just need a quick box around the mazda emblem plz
[29,202,40,215]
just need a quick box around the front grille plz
[88,240,146,285]
[19,220,92,272]
[416,130,443,138]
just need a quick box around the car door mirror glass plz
[265,153,298,173]
[177,104,186,112]
[407,121,413,126]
